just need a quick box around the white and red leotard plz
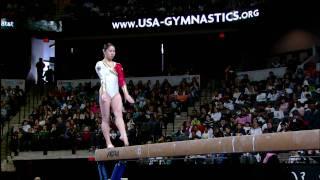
[95,61,126,97]
[95,60,128,148]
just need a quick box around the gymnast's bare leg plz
[111,93,129,146]
[99,91,114,148]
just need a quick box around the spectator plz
[44,66,54,86]
[36,58,45,85]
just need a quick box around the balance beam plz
[95,129,320,161]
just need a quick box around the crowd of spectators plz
[1,0,264,20]
[171,64,319,164]
[1,0,56,19]
[9,59,320,164]
[61,0,263,19]
[10,77,200,153]
[236,48,314,72]
[1,85,25,134]
[6,49,320,165]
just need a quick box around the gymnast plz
[95,43,135,148]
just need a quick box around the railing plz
[1,82,48,159]
[8,130,106,155]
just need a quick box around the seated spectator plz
[235,109,251,125]
[277,120,289,132]
[256,90,267,102]
[234,123,246,136]
[81,126,92,148]
[243,122,251,134]
[267,89,279,102]
[212,126,224,137]
[201,126,210,139]
[210,107,221,122]
[273,105,285,122]
[204,114,214,128]
[249,120,262,135]
[189,125,201,139]
[299,85,312,103]
[223,125,233,136]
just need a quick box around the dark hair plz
[103,43,115,50]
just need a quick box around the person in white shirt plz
[250,120,262,135]
[273,106,284,120]
[267,89,278,102]
[243,122,251,135]
[201,126,210,139]
[233,88,241,99]
[299,85,312,103]
[22,120,31,133]
[256,91,267,102]
[223,99,234,111]
[210,107,221,122]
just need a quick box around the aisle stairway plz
[1,86,43,171]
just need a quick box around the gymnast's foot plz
[107,144,114,148]
[119,136,129,146]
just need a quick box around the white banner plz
[57,75,200,90]
[1,79,25,91]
